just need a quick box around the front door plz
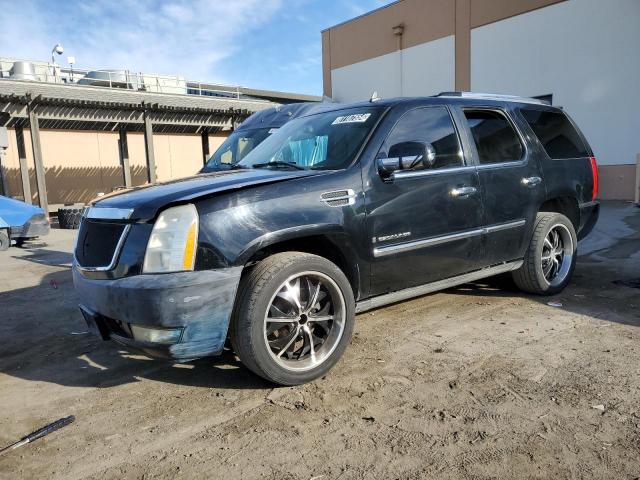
[365,105,485,295]
[458,107,544,265]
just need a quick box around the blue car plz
[0,195,50,250]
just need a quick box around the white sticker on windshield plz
[331,113,371,125]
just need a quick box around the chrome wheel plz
[541,224,574,287]
[263,271,346,372]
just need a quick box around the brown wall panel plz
[598,164,637,201]
[322,0,567,95]
[455,0,471,91]
[322,30,332,97]
[326,0,455,70]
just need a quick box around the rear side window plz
[520,109,588,159]
[463,110,524,164]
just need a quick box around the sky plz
[0,0,390,96]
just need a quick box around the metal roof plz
[0,79,278,133]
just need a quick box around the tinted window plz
[237,107,382,171]
[464,110,524,164]
[202,127,273,172]
[521,109,588,159]
[380,106,462,171]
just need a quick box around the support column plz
[15,127,32,204]
[0,127,8,196]
[635,153,640,205]
[118,128,132,187]
[201,129,210,165]
[455,0,471,91]
[0,150,7,197]
[28,107,48,215]
[143,112,156,184]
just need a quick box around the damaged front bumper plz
[72,265,242,360]
[10,213,50,239]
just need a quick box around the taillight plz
[589,156,598,201]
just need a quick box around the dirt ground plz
[1,201,639,480]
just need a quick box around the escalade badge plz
[375,232,411,243]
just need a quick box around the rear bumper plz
[73,265,242,360]
[578,200,600,241]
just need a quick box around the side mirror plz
[377,141,436,179]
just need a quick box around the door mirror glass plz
[377,141,437,177]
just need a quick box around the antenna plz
[370,91,380,103]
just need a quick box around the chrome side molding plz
[373,228,484,257]
[373,219,526,257]
[355,260,523,313]
[484,219,526,233]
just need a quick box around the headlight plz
[143,204,199,273]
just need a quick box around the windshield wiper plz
[252,161,305,170]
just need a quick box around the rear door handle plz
[450,186,477,198]
[521,176,542,187]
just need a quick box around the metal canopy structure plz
[0,80,275,215]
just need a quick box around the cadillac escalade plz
[73,92,599,385]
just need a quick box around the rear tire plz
[230,252,355,386]
[512,212,577,295]
[0,229,9,251]
[57,206,85,229]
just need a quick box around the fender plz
[235,223,366,300]
[236,223,345,265]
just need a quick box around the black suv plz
[73,93,599,385]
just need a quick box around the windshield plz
[202,127,275,172]
[236,107,382,171]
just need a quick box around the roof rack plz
[434,91,548,105]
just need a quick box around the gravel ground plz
[0,201,639,480]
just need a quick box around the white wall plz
[471,0,640,167]
[331,35,455,102]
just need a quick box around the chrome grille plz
[75,219,129,270]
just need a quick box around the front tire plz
[230,252,355,385]
[512,212,577,295]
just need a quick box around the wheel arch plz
[538,196,580,231]
[238,227,362,300]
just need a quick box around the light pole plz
[50,43,64,81]
[67,56,75,82]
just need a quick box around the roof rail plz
[434,91,548,105]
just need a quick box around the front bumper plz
[10,213,50,239]
[73,265,242,360]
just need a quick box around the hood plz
[0,195,45,227]
[93,168,319,221]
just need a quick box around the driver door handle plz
[521,176,542,187]
[450,186,477,198]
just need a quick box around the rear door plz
[517,107,595,207]
[457,106,545,264]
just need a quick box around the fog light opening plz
[130,325,183,345]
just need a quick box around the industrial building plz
[322,0,640,201]
[0,58,318,215]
